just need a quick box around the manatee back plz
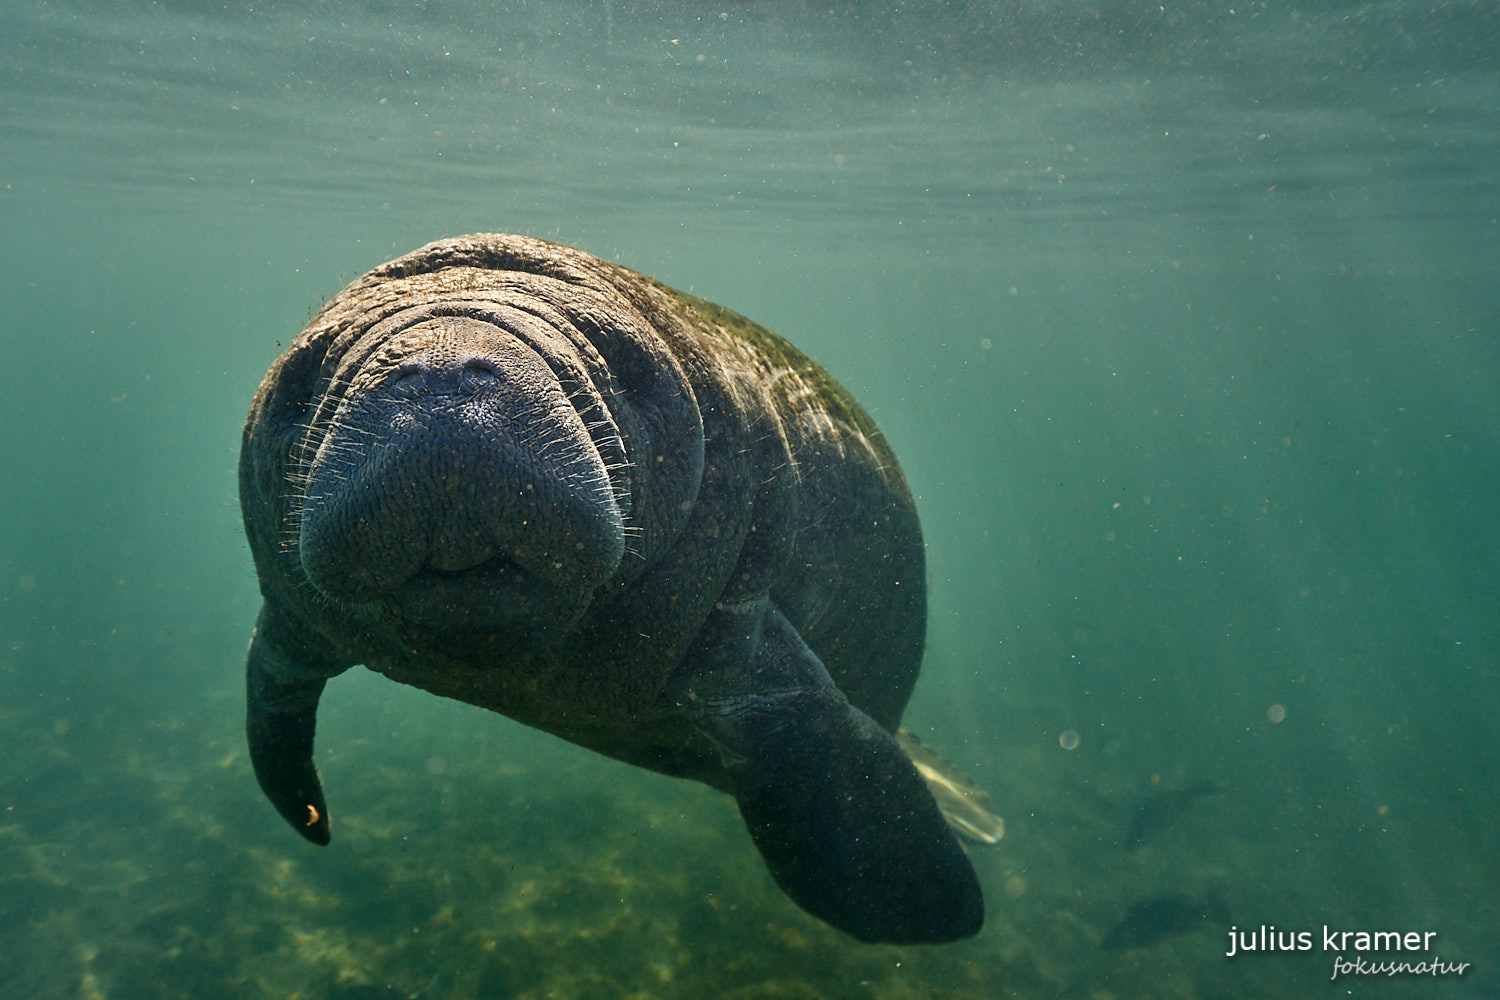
[659,291,927,734]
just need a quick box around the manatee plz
[239,234,983,944]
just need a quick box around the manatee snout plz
[295,315,626,628]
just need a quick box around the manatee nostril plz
[460,358,500,392]
[392,362,426,392]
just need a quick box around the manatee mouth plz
[383,554,563,633]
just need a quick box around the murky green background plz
[2,2,1496,997]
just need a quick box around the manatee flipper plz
[245,603,346,846]
[684,601,983,944]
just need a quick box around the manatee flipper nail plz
[245,604,344,845]
[689,603,984,944]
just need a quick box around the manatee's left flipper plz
[681,600,984,944]
[246,602,349,845]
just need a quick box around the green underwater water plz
[2,1,1498,997]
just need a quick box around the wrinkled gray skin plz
[240,234,982,944]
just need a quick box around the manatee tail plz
[896,729,1005,845]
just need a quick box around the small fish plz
[1101,893,1231,951]
[1124,780,1219,850]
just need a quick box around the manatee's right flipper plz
[681,600,983,944]
[245,603,347,845]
